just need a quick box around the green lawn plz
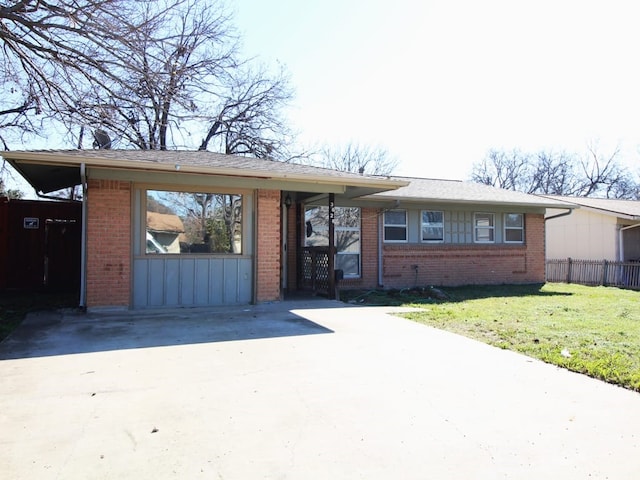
[344,283,640,392]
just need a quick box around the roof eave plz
[2,151,408,192]
[363,194,577,209]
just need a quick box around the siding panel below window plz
[133,257,252,308]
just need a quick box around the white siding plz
[546,208,619,260]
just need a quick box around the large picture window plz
[504,213,524,243]
[305,206,361,277]
[474,213,495,243]
[146,190,242,254]
[421,210,444,242]
[384,210,407,242]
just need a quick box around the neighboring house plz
[3,150,571,310]
[543,196,640,262]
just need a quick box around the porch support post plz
[295,202,302,290]
[328,193,336,299]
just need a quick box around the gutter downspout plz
[252,190,258,304]
[378,209,383,287]
[79,163,87,310]
[618,223,640,262]
[544,208,573,221]
[36,192,81,202]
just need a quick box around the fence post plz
[566,257,572,284]
[602,260,608,286]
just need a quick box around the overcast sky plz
[234,0,640,180]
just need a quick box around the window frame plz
[383,209,408,243]
[421,210,444,243]
[304,205,362,279]
[335,213,361,279]
[144,188,244,256]
[504,213,525,244]
[474,212,495,243]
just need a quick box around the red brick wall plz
[283,207,545,293]
[380,213,546,288]
[525,213,546,280]
[256,189,281,302]
[86,179,131,307]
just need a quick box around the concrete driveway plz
[1,300,640,479]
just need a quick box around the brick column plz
[86,179,131,308]
[256,189,281,302]
[525,213,546,282]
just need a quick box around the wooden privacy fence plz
[546,258,640,289]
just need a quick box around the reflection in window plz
[146,190,242,254]
[421,210,444,242]
[384,210,407,242]
[305,206,361,277]
[504,213,524,243]
[474,212,495,243]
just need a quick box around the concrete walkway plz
[1,300,639,479]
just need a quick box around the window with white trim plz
[474,213,495,243]
[421,210,444,242]
[504,213,524,243]
[384,210,407,242]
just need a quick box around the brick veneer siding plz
[284,207,545,292]
[381,213,546,288]
[86,179,131,307]
[256,189,281,302]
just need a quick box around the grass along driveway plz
[394,283,640,392]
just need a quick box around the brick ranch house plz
[4,150,571,310]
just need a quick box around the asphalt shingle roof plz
[370,176,573,208]
[9,149,398,183]
[2,149,407,194]
[542,195,640,218]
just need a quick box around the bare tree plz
[316,142,398,176]
[471,146,639,198]
[471,149,532,191]
[0,178,23,199]
[198,65,296,160]
[48,0,238,150]
[0,0,149,142]
[0,160,24,198]
[527,150,579,195]
[2,0,299,161]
